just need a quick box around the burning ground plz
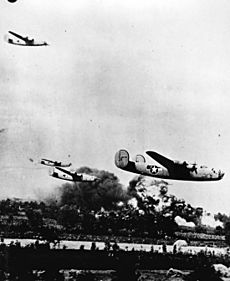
[47,168,224,236]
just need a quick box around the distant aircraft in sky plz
[6,31,48,46]
[49,166,98,182]
[40,158,72,168]
[115,149,224,181]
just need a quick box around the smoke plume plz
[54,167,129,210]
[50,169,223,230]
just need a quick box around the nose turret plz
[218,170,225,179]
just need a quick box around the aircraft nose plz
[218,170,225,179]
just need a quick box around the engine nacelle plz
[115,149,129,168]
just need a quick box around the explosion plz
[54,167,129,210]
[51,168,223,231]
[201,211,223,228]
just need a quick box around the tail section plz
[49,167,73,182]
[115,149,167,179]
[115,149,140,174]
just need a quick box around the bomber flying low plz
[115,149,224,181]
[49,166,98,182]
[40,158,72,168]
[6,31,48,46]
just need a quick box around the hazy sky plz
[0,0,230,213]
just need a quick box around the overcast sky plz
[0,0,229,214]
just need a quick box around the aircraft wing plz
[55,166,73,176]
[146,151,175,172]
[41,158,54,163]
[9,31,27,42]
[42,158,61,164]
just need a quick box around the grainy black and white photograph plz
[0,0,229,280]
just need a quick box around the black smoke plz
[50,168,204,226]
[53,167,129,211]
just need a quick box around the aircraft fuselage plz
[49,167,98,182]
[7,40,48,46]
[41,159,71,167]
[115,149,224,181]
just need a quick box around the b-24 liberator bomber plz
[6,31,48,46]
[40,158,72,168]
[115,149,224,181]
[49,166,98,182]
